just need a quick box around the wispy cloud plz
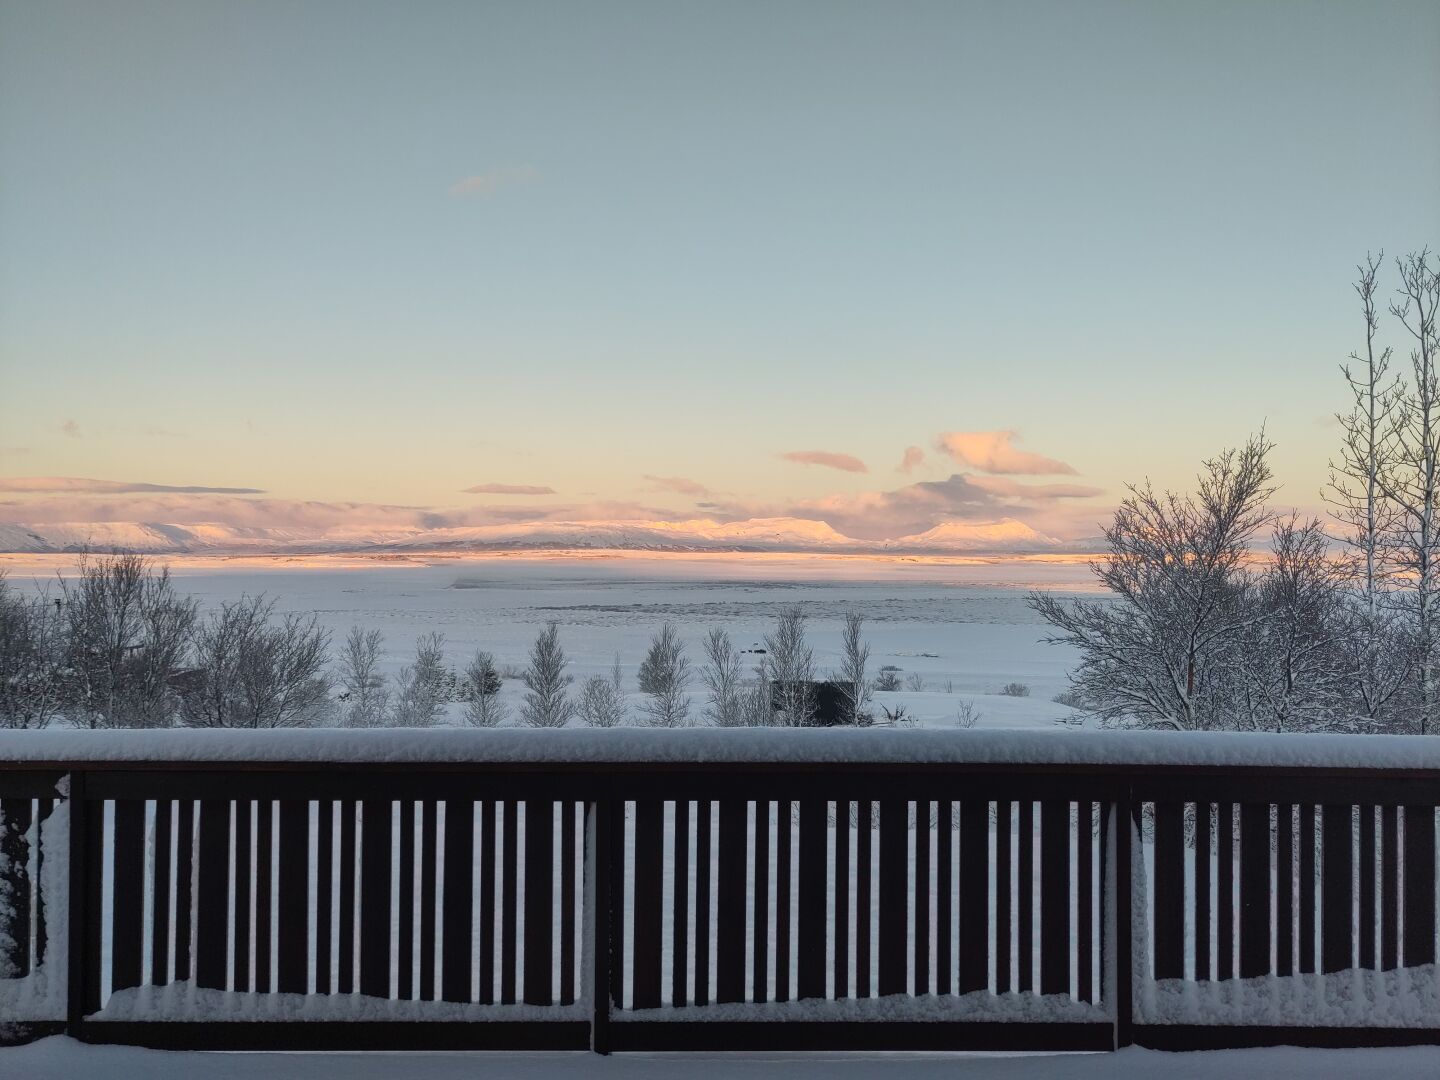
[936,431,1077,475]
[0,477,265,495]
[462,482,556,496]
[896,446,926,474]
[450,165,538,197]
[60,419,81,439]
[644,475,710,497]
[779,450,868,474]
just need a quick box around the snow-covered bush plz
[578,659,627,728]
[337,626,389,727]
[765,605,815,726]
[462,650,507,728]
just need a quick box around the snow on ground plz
[0,552,1095,732]
[0,1038,1433,1080]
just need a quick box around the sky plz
[1,1,1438,543]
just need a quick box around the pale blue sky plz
[1,1,1437,539]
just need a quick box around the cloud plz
[644,475,711,497]
[60,419,81,438]
[936,431,1077,475]
[896,446,926,474]
[462,483,556,496]
[0,477,265,495]
[779,450,868,474]
[707,472,1104,540]
[450,165,538,197]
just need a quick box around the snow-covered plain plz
[0,551,1098,730]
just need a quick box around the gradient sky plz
[2,1,1438,541]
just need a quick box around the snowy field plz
[0,552,1096,730]
[0,1038,1434,1080]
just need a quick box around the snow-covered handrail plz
[3,727,1440,770]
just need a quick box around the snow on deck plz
[4,727,1440,770]
[0,1038,1435,1080]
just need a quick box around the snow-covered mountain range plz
[0,516,1074,556]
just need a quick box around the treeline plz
[0,556,901,730]
[1032,250,1440,734]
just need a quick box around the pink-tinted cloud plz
[896,446,926,474]
[450,165,538,197]
[60,419,81,438]
[0,476,264,495]
[462,483,556,495]
[780,450,868,474]
[707,472,1104,540]
[936,431,1077,475]
[644,475,711,497]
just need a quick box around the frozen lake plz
[0,552,1097,730]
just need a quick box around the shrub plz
[1000,682,1031,697]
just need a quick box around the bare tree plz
[1030,435,1276,730]
[765,604,815,726]
[1327,252,1411,724]
[337,627,389,727]
[179,595,331,729]
[701,628,744,726]
[61,553,196,728]
[0,574,67,729]
[835,613,872,725]
[639,622,691,727]
[1380,250,1440,733]
[462,649,508,728]
[741,664,774,727]
[522,622,574,728]
[390,632,448,727]
[577,663,627,728]
[1235,516,1351,732]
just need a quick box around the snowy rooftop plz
[4,727,1440,771]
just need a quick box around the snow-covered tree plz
[639,622,691,727]
[1379,250,1440,733]
[61,553,196,728]
[462,649,507,728]
[701,628,744,727]
[0,574,68,730]
[390,632,448,727]
[179,595,332,729]
[1031,435,1276,730]
[765,605,815,726]
[337,626,389,727]
[577,659,627,728]
[521,622,574,728]
[835,612,872,725]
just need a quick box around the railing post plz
[1113,787,1134,1049]
[65,771,88,1037]
[589,794,612,1055]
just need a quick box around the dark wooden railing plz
[2,731,1440,1053]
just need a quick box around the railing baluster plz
[856,799,872,999]
[1382,804,1399,971]
[878,799,907,996]
[631,799,663,1009]
[1216,802,1234,982]
[672,798,689,1008]
[1040,799,1070,996]
[524,798,555,1006]
[232,799,252,993]
[398,799,415,1000]
[501,800,518,1005]
[441,799,474,1004]
[174,799,194,985]
[1194,802,1211,983]
[959,798,987,994]
[716,799,746,1004]
[151,799,171,987]
[254,800,273,994]
[774,798,790,1003]
[480,800,496,1004]
[834,799,851,1000]
[694,799,712,1007]
[797,798,826,1000]
[1153,801,1184,981]
[1017,800,1033,994]
[1404,805,1436,968]
[752,799,770,1003]
[1077,799,1093,1002]
[561,800,577,1007]
[914,799,931,996]
[936,800,952,998]
[1322,803,1352,974]
[337,801,356,995]
[359,798,391,998]
[995,799,1011,995]
[419,800,437,1002]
